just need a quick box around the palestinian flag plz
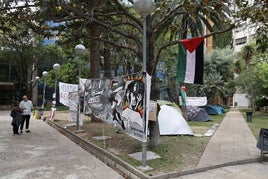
[176,37,204,84]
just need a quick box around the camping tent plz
[205,105,224,115]
[158,104,193,135]
[187,106,211,122]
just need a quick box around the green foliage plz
[2,0,262,101]
[189,48,235,104]
[213,30,232,49]
[204,47,235,82]
[235,42,268,110]
[255,98,268,111]
[256,62,268,89]
[240,110,268,139]
[235,68,262,108]
[44,56,90,87]
[199,72,227,104]
[236,0,268,53]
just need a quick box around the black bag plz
[11,115,22,126]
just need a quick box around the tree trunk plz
[90,14,101,122]
[146,15,161,148]
[90,25,100,79]
[103,46,111,78]
[180,15,188,39]
[148,102,161,148]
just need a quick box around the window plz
[235,37,247,45]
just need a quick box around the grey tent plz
[187,106,211,122]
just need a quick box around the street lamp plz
[35,76,40,81]
[134,0,155,168]
[35,76,40,106]
[42,71,48,110]
[75,44,86,132]
[53,63,61,107]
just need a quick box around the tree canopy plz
[235,41,268,110]
[0,0,266,97]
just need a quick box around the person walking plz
[19,95,33,133]
[10,101,23,135]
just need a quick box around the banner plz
[82,73,151,142]
[49,107,56,121]
[179,97,207,106]
[65,91,83,125]
[59,82,78,106]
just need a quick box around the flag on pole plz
[176,37,204,84]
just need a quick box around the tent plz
[158,104,193,135]
[187,106,211,122]
[205,105,224,115]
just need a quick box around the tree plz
[257,62,268,90]
[0,1,68,98]
[235,42,268,111]
[200,72,226,104]
[236,0,268,53]
[189,47,235,105]
[213,30,232,49]
[0,19,40,97]
[1,0,242,84]
[0,0,245,147]
[235,66,264,111]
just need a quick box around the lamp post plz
[134,0,154,168]
[42,71,48,110]
[75,44,86,132]
[35,76,40,107]
[53,63,61,107]
[35,76,40,81]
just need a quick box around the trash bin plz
[39,109,44,117]
[256,128,268,162]
[246,111,253,122]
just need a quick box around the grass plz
[48,107,268,176]
[239,109,268,139]
[53,110,226,175]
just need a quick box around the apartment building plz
[232,0,257,107]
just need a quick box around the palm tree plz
[199,72,228,104]
[198,48,235,105]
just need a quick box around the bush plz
[256,98,268,111]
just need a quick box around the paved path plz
[179,162,268,179]
[171,108,268,179]
[0,111,124,179]
[197,108,260,168]
[1,108,268,179]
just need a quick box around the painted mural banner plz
[59,82,78,107]
[81,73,151,142]
[59,82,82,124]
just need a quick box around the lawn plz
[52,109,226,175]
[44,107,268,176]
[239,109,268,139]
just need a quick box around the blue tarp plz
[205,105,224,115]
